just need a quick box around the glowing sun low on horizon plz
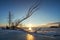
[27,23,32,30]
[29,27,32,30]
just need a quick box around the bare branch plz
[14,0,41,27]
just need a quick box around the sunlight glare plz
[26,34,34,40]
[29,27,32,30]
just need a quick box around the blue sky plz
[0,0,60,25]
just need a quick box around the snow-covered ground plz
[37,28,60,36]
[0,28,60,40]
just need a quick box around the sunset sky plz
[0,0,60,26]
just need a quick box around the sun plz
[29,27,32,30]
[27,23,32,31]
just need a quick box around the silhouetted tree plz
[8,11,12,27]
[7,0,41,30]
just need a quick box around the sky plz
[0,0,60,26]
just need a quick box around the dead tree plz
[8,11,12,27]
[11,0,41,29]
